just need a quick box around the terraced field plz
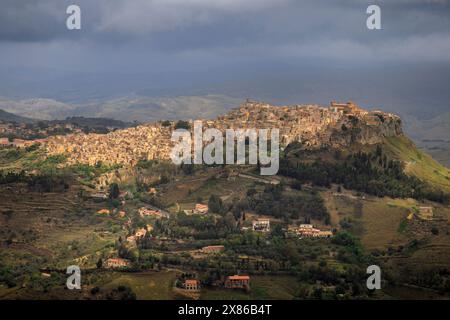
[0,183,125,268]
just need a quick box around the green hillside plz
[383,135,450,192]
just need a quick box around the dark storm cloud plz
[0,0,450,118]
[1,0,449,60]
[0,0,67,41]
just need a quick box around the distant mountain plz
[71,95,242,122]
[0,109,35,123]
[52,117,133,129]
[403,112,450,168]
[0,95,241,122]
[0,97,75,120]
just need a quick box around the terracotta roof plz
[185,279,199,285]
[228,275,250,280]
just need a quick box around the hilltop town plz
[44,100,403,166]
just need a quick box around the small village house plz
[292,224,333,238]
[194,203,209,214]
[97,208,110,215]
[0,138,11,146]
[252,219,270,232]
[134,228,147,238]
[139,207,163,218]
[183,279,200,291]
[104,258,131,269]
[224,275,250,289]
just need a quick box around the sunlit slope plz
[383,135,450,192]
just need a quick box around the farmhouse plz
[0,138,11,146]
[97,208,110,215]
[224,275,250,289]
[183,279,200,291]
[290,224,333,238]
[252,219,270,232]
[104,258,130,269]
[194,203,209,214]
[139,207,163,218]
[185,204,209,215]
[134,228,147,238]
[12,139,27,148]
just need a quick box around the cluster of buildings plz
[0,121,80,143]
[0,137,47,148]
[138,207,169,219]
[213,100,401,148]
[287,224,333,238]
[181,275,250,292]
[43,100,402,167]
[126,227,148,245]
[45,123,174,166]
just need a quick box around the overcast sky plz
[1,0,450,118]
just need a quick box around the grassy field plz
[100,271,178,300]
[358,198,411,250]
[165,173,255,213]
[200,275,298,300]
[321,187,450,278]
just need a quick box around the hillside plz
[52,117,133,130]
[0,109,34,123]
[383,135,450,193]
[403,112,450,168]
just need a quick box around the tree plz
[159,174,169,185]
[109,183,120,199]
[270,224,284,238]
[96,258,103,269]
[208,194,224,214]
[175,120,190,130]
[111,199,121,208]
